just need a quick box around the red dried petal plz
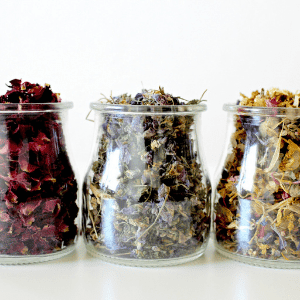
[7,172,41,191]
[5,199,14,209]
[1,80,61,104]
[266,97,278,107]
[19,200,42,216]
[59,223,69,233]
[20,230,33,241]
[282,191,290,199]
[29,132,51,153]
[30,178,42,191]
[28,86,44,99]
[43,199,60,213]
[19,157,39,173]
[22,81,36,89]
[10,220,24,236]
[20,215,35,227]
[9,140,23,156]
[9,242,28,255]
[6,120,19,135]
[42,175,56,183]
[0,211,10,222]
[5,189,18,203]
[12,173,32,190]
[9,79,22,87]
[0,140,9,155]
[41,225,56,237]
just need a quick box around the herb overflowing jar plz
[83,88,211,267]
[214,88,300,268]
[0,80,79,264]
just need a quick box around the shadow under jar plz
[83,103,211,267]
[0,103,79,264]
[214,104,300,268]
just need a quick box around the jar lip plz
[223,103,300,117]
[0,102,73,112]
[90,102,207,114]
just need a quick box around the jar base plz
[0,245,75,265]
[85,242,208,267]
[214,241,300,269]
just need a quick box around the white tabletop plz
[1,236,299,300]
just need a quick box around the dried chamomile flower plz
[215,88,300,262]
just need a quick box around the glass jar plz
[214,104,300,268]
[0,103,79,264]
[83,103,211,267]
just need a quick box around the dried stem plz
[199,89,208,101]
[136,193,169,241]
[88,209,99,239]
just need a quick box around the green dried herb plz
[84,88,211,260]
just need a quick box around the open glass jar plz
[83,102,211,267]
[214,104,300,268]
[0,103,79,264]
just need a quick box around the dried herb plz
[0,79,78,255]
[84,88,211,260]
[215,88,300,261]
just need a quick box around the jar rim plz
[90,102,207,114]
[0,102,73,113]
[223,103,300,117]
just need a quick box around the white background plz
[1,1,300,299]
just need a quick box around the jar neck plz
[0,102,73,114]
[90,102,207,115]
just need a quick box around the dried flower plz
[84,88,210,260]
[215,88,300,261]
[0,79,78,256]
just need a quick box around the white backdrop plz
[1,0,300,180]
[1,2,300,300]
